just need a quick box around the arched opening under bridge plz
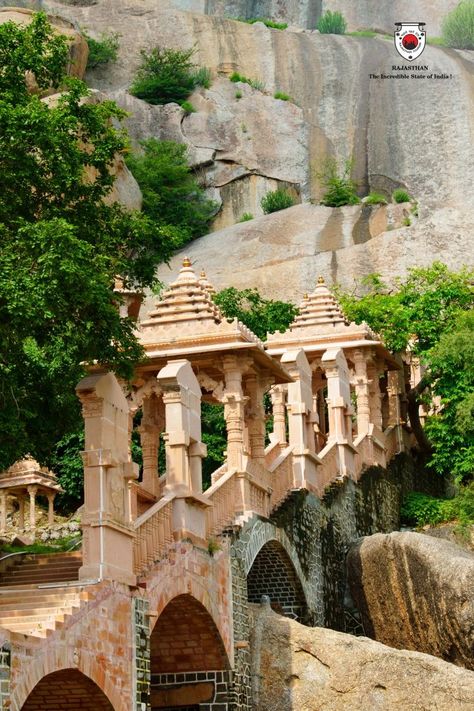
[20,669,114,710]
[150,593,231,710]
[247,539,307,622]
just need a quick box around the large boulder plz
[347,531,474,670]
[251,601,474,711]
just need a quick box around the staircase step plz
[0,602,80,618]
[0,594,81,610]
[0,609,73,625]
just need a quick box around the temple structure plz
[0,261,412,711]
[0,456,63,535]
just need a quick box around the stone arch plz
[242,519,311,621]
[19,669,115,711]
[150,593,232,710]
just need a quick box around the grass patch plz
[401,485,474,531]
[392,188,412,203]
[316,158,360,207]
[347,30,378,38]
[274,91,292,101]
[402,216,412,227]
[365,191,387,205]
[442,0,474,50]
[230,72,265,91]
[427,36,447,46]
[317,10,347,35]
[235,17,288,30]
[0,534,81,556]
[235,90,243,99]
[239,212,254,222]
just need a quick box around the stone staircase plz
[0,551,85,638]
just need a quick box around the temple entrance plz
[247,540,307,622]
[150,594,231,711]
[20,669,114,710]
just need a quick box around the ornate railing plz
[205,469,238,536]
[317,441,341,494]
[133,495,174,574]
[269,446,294,511]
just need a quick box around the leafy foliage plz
[317,158,360,207]
[84,31,119,69]
[401,485,474,528]
[336,264,474,481]
[392,188,412,203]
[239,212,254,222]
[317,10,347,34]
[129,45,211,105]
[260,189,296,214]
[442,0,474,50]
[180,100,196,114]
[126,138,218,248]
[214,287,297,340]
[0,13,172,472]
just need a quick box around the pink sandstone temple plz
[0,260,410,711]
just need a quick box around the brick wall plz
[20,669,114,710]
[247,540,306,621]
[133,597,151,711]
[0,644,10,709]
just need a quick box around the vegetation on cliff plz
[442,0,474,50]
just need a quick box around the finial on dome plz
[317,275,325,284]
[303,293,309,299]
[182,257,192,268]
[200,270,206,278]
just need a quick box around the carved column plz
[138,394,162,497]
[47,492,56,526]
[387,370,402,427]
[321,347,355,479]
[27,485,38,532]
[270,385,287,445]
[245,374,266,463]
[353,349,371,436]
[18,496,25,531]
[222,356,246,471]
[367,359,383,430]
[0,491,7,534]
[161,389,191,494]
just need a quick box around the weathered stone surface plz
[0,7,88,81]
[43,0,474,294]
[347,531,474,670]
[250,601,474,711]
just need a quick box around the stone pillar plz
[245,374,266,463]
[27,485,38,532]
[0,491,7,534]
[157,359,208,542]
[367,359,383,431]
[321,348,355,479]
[270,385,287,445]
[47,492,56,526]
[222,356,247,471]
[281,349,318,489]
[387,370,402,427]
[353,349,371,436]
[76,371,139,586]
[18,496,25,531]
[138,393,163,497]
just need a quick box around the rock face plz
[250,602,474,711]
[347,531,474,670]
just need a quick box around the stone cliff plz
[44,0,474,298]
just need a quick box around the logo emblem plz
[394,22,426,61]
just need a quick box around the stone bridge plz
[0,261,413,711]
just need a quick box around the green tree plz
[0,13,173,473]
[317,158,360,207]
[126,138,218,247]
[214,287,298,340]
[129,46,211,106]
[336,263,474,480]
